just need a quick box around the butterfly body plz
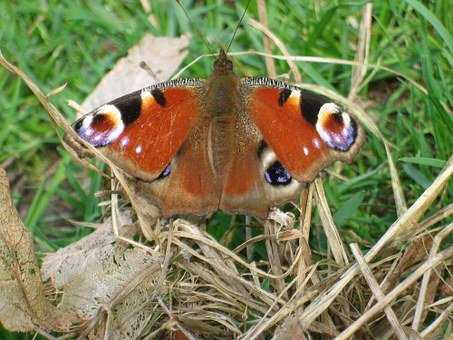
[74,50,364,217]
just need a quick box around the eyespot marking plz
[120,136,129,148]
[333,112,343,123]
[313,138,321,149]
[300,91,325,126]
[74,104,124,148]
[316,103,357,151]
[264,161,292,186]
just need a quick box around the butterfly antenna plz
[226,0,252,53]
[175,0,216,54]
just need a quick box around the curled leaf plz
[0,168,73,332]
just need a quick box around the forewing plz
[74,79,203,181]
[243,78,364,183]
[74,79,220,216]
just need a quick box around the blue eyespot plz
[264,161,292,186]
[157,163,172,179]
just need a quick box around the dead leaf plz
[42,215,164,338]
[42,212,134,288]
[82,34,190,112]
[274,318,306,340]
[0,168,73,332]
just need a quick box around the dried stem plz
[257,0,276,78]
[337,246,453,339]
[412,223,453,331]
[298,156,452,329]
[350,243,407,340]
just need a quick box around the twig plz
[174,226,301,280]
[264,220,287,298]
[420,302,453,337]
[418,204,453,230]
[385,143,408,218]
[297,185,314,292]
[349,3,372,101]
[336,246,453,339]
[245,266,318,340]
[412,223,453,331]
[157,297,197,340]
[245,215,252,261]
[350,243,407,340]
[297,156,452,330]
[314,178,348,266]
[348,3,406,218]
[300,185,313,242]
[257,0,276,78]
[227,50,427,94]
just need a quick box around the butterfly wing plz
[74,79,219,216]
[73,74,364,218]
[217,78,364,216]
[242,78,364,183]
[216,112,271,216]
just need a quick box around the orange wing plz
[243,78,364,183]
[74,80,220,217]
[74,80,203,181]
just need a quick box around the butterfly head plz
[213,48,234,75]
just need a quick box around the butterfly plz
[73,49,364,218]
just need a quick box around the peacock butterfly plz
[73,49,364,218]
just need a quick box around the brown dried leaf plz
[94,252,163,339]
[42,212,134,288]
[0,168,73,332]
[274,318,306,340]
[42,214,163,338]
[82,34,190,112]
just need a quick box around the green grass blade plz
[399,157,446,168]
[402,164,432,189]
[24,158,67,232]
[334,191,365,227]
[403,0,453,61]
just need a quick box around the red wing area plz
[220,144,270,217]
[74,85,203,181]
[147,118,220,217]
[246,87,332,182]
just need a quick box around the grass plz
[0,0,451,338]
